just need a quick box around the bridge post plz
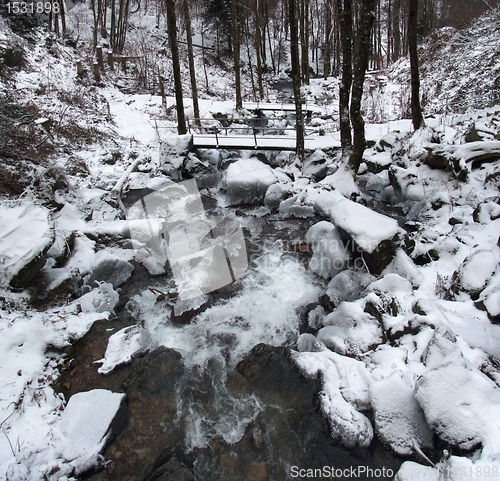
[187,118,191,134]
[253,127,257,148]
[215,130,219,148]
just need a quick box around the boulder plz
[325,270,376,307]
[224,159,277,206]
[305,221,350,280]
[388,165,425,202]
[313,191,400,274]
[416,358,500,451]
[59,389,127,469]
[0,202,54,288]
[183,153,221,189]
[452,249,498,299]
[264,183,292,211]
[370,372,433,456]
[318,300,383,355]
[303,149,328,181]
[366,151,392,174]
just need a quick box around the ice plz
[96,326,153,374]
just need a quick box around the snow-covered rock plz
[305,221,350,279]
[0,202,54,287]
[370,372,433,456]
[310,190,400,274]
[366,151,392,173]
[318,301,382,355]
[293,350,373,448]
[303,149,328,180]
[416,356,500,451]
[383,249,424,287]
[453,249,498,298]
[84,250,135,289]
[59,389,126,465]
[389,165,425,202]
[264,183,292,210]
[224,158,277,206]
[325,270,376,307]
[97,325,153,374]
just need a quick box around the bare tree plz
[408,0,424,130]
[337,0,352,155]
[166,0,187,134]
[289,0,305,160]
[183,0,201,128]
[230,0,243,109]
[349,0,376,173]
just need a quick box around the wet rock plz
[197,344,401,480]
[183,153,221,189]
[91,347,189,481]
[303,149,328,181]
[224,159,277,206]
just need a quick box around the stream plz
[54,179,407,480]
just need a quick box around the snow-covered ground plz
[1,7,500,481]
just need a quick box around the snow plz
[2,8,500,478]
[370,372,433,456]
[96,326,153,374]
[59,389,125,462]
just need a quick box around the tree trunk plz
[289,0,304,160]
[324,0,332,79]
[254,0,264,100]
[392,0,400,61]
[337,0,353,154]
[183,0,201,128]
[408,0,424,130]
[349,0,376,173]
[230,0,243,109]
[166,0,187,135]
